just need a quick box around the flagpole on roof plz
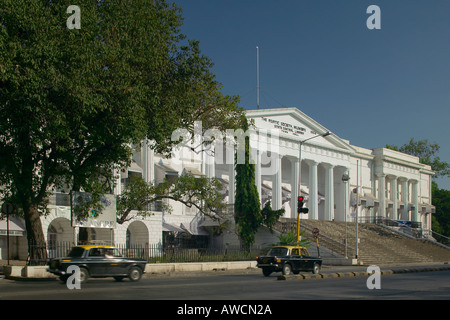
[256,46,259,110]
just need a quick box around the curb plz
[4,276,57,281]
[2,262,449,281]
[277,265,450,281]
[0,261,258,281]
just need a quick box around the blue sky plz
[173,0,450,189]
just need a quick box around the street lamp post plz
[356,160,360,260]
[342,173,350,258]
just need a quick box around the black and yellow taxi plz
[47,245,147,283]
[256,245,322,276]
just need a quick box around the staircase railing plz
[422,229,450,248]
[360,216,450,250]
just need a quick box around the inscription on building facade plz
[260,117,319,137]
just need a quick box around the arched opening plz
[126,221,149,247]
[47,217,72,258]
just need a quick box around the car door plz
[87,247,108,276]
[104,248,129,276]
[299,248,311,271]
[290,248,302,271]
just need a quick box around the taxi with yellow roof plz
[47,245,146,283]
[256,245,322,277]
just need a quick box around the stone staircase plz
[275,218,450,265]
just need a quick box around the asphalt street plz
[1,263,449,301]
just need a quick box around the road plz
[1,266,450,301]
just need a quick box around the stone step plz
[274,219,450,265]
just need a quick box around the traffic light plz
[297,196,304,211]
[297,196,309,214]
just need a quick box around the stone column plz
[306,160,318,220]
[114,169,122,196]
[208,150,215,178]
[323,163,334,221]
[203,143,215,179]
[378,174,386,218]
[226,142,235,205]
[391,176,398,220]
[272,154,282,210]
[399,178,409,220]
[228,163,235,205]
[290,158,299,219]
[412,180,419,222]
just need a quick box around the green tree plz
[431,184,450,237]
[116,174,227,225]
[233,119,285,251]
[233,119,262,251]
[0,0,244,262]
[261,200,285,233]
[386,138,450,178]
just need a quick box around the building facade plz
[0,108,435,259]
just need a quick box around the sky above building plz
[173,0,450,189]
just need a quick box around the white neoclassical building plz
[243,108,434,229]
[0,107,435,259]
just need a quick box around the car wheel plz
[282,264,292,276]
[128,266,142,282]
[262,268,272,277]
[312,263,321,274]
[79,267,89,283]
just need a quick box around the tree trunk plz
[23,204,47,265]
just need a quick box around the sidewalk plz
[0,260,26,267]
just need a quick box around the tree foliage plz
[116,174,227,225]
[386,138,450,178]
[275,230,310,247]
[431,184,450,237]
[233,120,285,250]
[233,120,261,250]
[0,0,244,262]
[261,201,285,233]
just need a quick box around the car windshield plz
[267,247,289,256]
[67,247,85,258]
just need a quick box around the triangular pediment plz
[246,107,355,154]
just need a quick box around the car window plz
[267,247,288,256]
[88,248,105,257]
[105,248,123,258]
[292,249,299,255]
[67,247,85,258]
[301,249,309,256]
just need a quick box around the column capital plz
[304,159,318,166]
[321,162,334,169]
